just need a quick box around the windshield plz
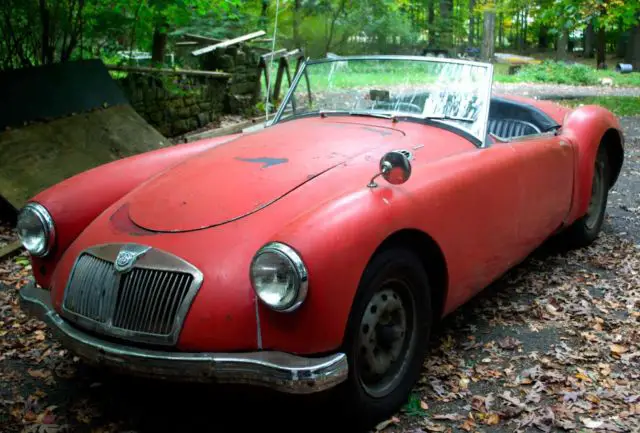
[272,56,493,144]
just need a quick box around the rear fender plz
[561,106,623,225]
[28,134,240,288]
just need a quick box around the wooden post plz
[273,57,291,103]
[481,10,496,62]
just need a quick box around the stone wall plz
[117,73,227,137]
[201,45,262,114]
[116,45,262,138]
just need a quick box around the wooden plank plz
[185,116,266,142]
[183,33,223,44]
[106,65,231,78]
[175,41,199,46]
[283,48,302,58]
[0,240,22,260]
[261,48,288,61]
[192,31,266,56]
[183,33,271,45]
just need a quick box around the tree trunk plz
[293,0,301,48]
[626,18,640,70]
[468,0,475,47]
[596,25,606,68]
[523,7,528,51]
[556,27,569,61]
[584,19,595,58]
[260,0,269,29]
[39,0,52,64]
[151,27,168,63]
[498,13,503,49]
[481,10,495,61]
[538,25,548,49]
[439,0,453,48]
[616,18,627,58]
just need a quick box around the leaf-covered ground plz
[1,118,639,433]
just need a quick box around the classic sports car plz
[18,56,623,426]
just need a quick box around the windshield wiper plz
[424,114,475,123]
[317,109,394,119]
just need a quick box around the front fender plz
[256,186,410,354]
[561,105,623,225]
[28,134,239,288]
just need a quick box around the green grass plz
[556,96,640,116]
[493,60,640,87]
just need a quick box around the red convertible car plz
[18,56,623,426]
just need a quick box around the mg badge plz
[114,244,151,273]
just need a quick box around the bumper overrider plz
[19,282,348,394]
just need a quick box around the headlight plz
[16,203,55,257]
[250,242,308,312]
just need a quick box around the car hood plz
[127,118,404,232]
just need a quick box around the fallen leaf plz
[498,336,522,350]
[485,413,500,425]
[433,413,464,421]
[582,418,603,428]
[610,344,629,355]
[375,416,400,431]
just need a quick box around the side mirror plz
[367,150,412,188]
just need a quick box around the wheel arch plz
[601,127,624,188]
[370,228,449,320]
[562,105,624,224]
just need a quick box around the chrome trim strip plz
[61,243,204,346]
[480,62,494,149]
[20,283,348,394]
[255,297,263,349]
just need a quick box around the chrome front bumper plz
[19,283,348,394]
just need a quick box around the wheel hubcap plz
[357,282,416,398]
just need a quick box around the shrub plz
[514,61,600,85]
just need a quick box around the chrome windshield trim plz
[20,283,348,394]
[270,55,494,148]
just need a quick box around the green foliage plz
[403,393,428,417]
[557,96,640,116]
[494,60,640,87]
[517,61,600,85]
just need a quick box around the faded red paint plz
[26,96,623,356]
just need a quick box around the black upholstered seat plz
[487,118,541,139]
[487,96,559,140]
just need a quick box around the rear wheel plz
[336,249,432,428]
[563,145,610,248]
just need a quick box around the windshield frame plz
[270,55,494,148]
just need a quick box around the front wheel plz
[336,248,432,428]
[563,144,610,248]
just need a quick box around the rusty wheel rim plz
[356,280,417,398]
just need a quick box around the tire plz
[563,144,611,248]
[335,248,432,429]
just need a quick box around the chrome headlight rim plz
[250,241,308,313]
[17,202,56,257]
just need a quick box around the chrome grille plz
[113,268,192,335]
[61,244,203,346]
[63,254,117,323]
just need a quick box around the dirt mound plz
[0,105,171,210]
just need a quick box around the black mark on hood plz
[236,157,288,168]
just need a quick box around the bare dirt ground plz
[1,117,639,433]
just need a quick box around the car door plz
[507,133,575,251]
